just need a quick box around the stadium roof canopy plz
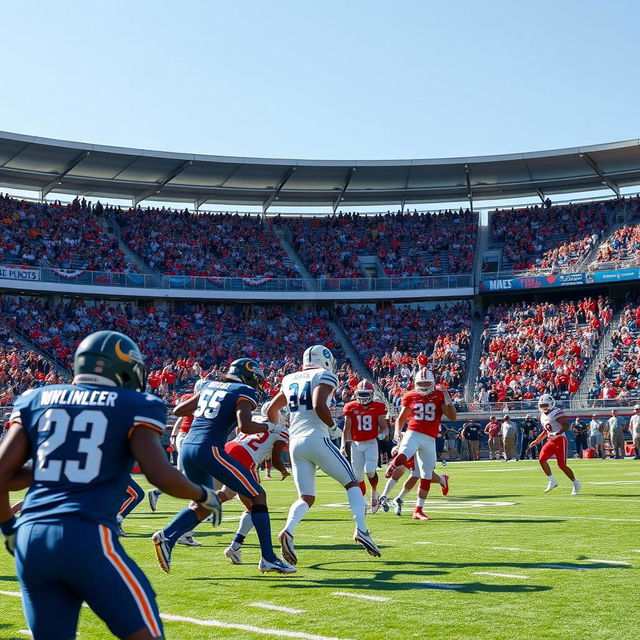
[1,130,640,211]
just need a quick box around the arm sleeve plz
[318,371,338,389]
[9,388,36,425]
[237,387,258,409]
[132,394,167,435]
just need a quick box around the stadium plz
[1,4,639,640]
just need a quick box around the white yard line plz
[0,590,21,597]
[249,602,305,614]
[473,571,529,579]
[160,613,354,640]
[539,564,596,571]
[19,631,32,637]
[585,559,631,566]
[331,591,390,602]
[589,481,640,485]
[489,546,545,553]
[419,581,464,590]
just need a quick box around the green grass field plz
[1,458,638,640]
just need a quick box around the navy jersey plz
[186,380,258,447]
[10,384,166,531]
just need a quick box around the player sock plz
[250,504,278,563]
[347,486,368,532]
[231,535,246,550]
[237,511,254,538]
[359,481,367,495]
[381,478,397,498]
[284,498,310,533]
[547,474,556,483]
[419,479,431,495]
[368,473,379,489]
[397,485,411,500]
[416,497,426,508]
[164,508,201,545]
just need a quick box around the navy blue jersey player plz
[152,358,295,574]
[0,331,222,640]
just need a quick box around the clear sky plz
[1,0,639,163]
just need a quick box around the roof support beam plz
[194,196,210,211]
[536,188,546,204]
[133,160,193,206]
[40,151,91,198]
[262,166,296,213]
[465,164,473,212]
[581,153,620,197]
[333,167,356,213]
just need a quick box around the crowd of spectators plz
[589,297,640,404]
[591,223,640,268]
[0,322,65,406]
[0,295,358,406]
[474,296,613,409]
[275,210,476,279]
[0,194,129,272]
[114,207,299,279]
[492,200,613,273]
[338,302,472,407]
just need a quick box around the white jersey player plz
[267,345,381,564]
[221,415,290,565]
[528,394,581,495]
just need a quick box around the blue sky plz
[1,0,639,162]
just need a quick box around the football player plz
[148,379,206,546]
[385,368,456,521]
[268,345,381,565]
[340,380,388,512]
[152,359,294,575]
[116,477,145,537]
[0,330,221,640]
[528,394,581,495]
[219,410,290,565]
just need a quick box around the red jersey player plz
[386,368,456,520]
[528,394,581,495]
[340,380,389,512]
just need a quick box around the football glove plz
[197,487,222,526]
[1,517,16,556]
[328,423,341,439]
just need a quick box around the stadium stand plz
[473,296,613,410]
[114,207,300,279]
[275,210,476,278]
[338,302,471,408]
[491,200,614,273]
[589,297,640,405]
[0,194,131,273]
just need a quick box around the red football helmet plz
[355,379,375,405]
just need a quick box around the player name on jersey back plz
[281,368,338,438]
[40,388,118,407]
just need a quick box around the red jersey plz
[343,400,387,442]
[179,393,195,433]
[401,389,445,438]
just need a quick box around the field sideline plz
[1,458,638,640]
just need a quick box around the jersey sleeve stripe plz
[133,415,165,430]
[131,422,165,435]
[236,395,257,409]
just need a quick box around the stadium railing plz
[0,264,473,292]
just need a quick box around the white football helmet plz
[355,379,375,405]
[538,393,556,412]
[303,345,336,372]
[414,367,435,395]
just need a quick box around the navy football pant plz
[118,476,145,520]
[16,519,162,640]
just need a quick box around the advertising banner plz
[0,266,41,281]
[586,267,640,284]
[480,272,586,292]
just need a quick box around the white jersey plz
[540,408,565,435]
[280,367,338,438]
[234,427,289,466]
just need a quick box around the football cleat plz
[152,530,172,573]
[259,557,297,574]
[440,474,449,496]
[278,529,297,565]
[148,489,159,512]
[177,534,201,547]
[371,491,381,514]
[354,529,381,558]
[544,478,559,493]
[571,480,581,496]
[392,497,404,516]
[412,508,430,521]
[224,545,243,565]
[379,495,390,512]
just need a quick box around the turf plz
[1,459,638,640]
